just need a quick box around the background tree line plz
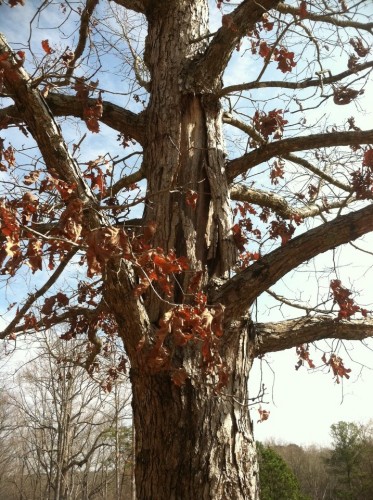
[0,336,133,500]
[260,420,373,500]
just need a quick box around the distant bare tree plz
[2,335,132,500]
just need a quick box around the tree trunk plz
[109,2,258,497]
[131,323,259,499]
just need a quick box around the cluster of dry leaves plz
[330,279,368,320]
[296,344,352,385]
[139,293,228,389]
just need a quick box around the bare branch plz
[284,153,352,192]
[211,203,373,322]
[227,129,373,182]
[188,0,280,92]
[219,60,373,96]
[0,93,146,144]
[230,184,351,219]
[109,165,145,197]
[64,0,100,81]
[0,249,78,340]
[349,241,373,257]
[224,117,353,193]
[276,2,373,34]
[255,315,373,356]
[223,112,264,144]
[66,430,112,470]
[119,24,151,91]
[265,289,329,315]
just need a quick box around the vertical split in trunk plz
[142,1,235,320]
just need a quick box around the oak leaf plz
[274,47,296,73]
[9,0,25,6]
[26,238,43,273]
[186,189,198,209]
[41,40,54,55]
[330,279,364,319]
[86,227,131,277]
[171,368,188,386]
[363,148,373,168]
[322,353,351,384]
[299,1,307,18]
[257,407,270,423]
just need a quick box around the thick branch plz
[276,2,373,33]
[188,0,280,92]
[0,93,145,144]
[227,129,373,181]
[219,61,373,96]
[255,315,373,356]
[212,203,373,321]
[224,117,352,192]
[110,0,146,14]
[230,184,351,219]
[223,112,264,144]
[109,165,145,197]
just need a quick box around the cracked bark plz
[0,93,145,144]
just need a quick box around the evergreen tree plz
[258,442,308,500]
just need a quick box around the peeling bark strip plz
[1,0,373,498]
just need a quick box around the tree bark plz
[109,2,257,497]
[131,322,259,499]
[227,129,373,182]
[255,316,373,355]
